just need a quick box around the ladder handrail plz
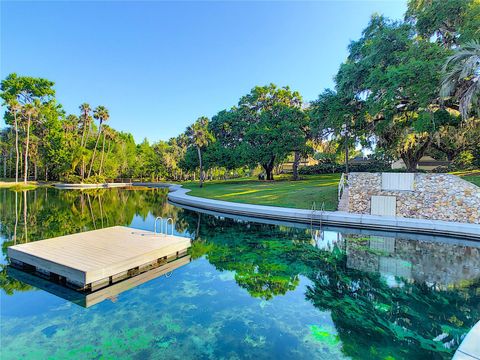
[154,216,175,236]
[311,201,316,229]
[166,218,174,236]
[311,201,325,243]
[338,173,348,201]
[311,201,325,229]
[154,216,164,235]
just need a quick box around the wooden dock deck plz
[8,226,191,291]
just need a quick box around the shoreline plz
[7,181,479,240]
[165,184,480,241]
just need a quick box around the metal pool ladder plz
[154,217,174,236]
[311,201,325,243]
[310,201,325,229]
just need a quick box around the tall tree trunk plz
[80,193,85,214]
[34,161,37,181]
[99,195,104,228]
[344,127,349,178]
[99,131,106,176]
[197,146,203,188]
[263,157,275,181]
[23,190,28,243]
[14,112,19,183]
[24,118,31,184]
[195,212,201,240]
[9,148,12,178]
[13,191,18,245]
[265,167,272,181]
[88,120,102,177]
[80,120,87,148]
[87,193,96,229]
[292,151,301,181]
[400,137,431,172]
[401,155,420,172]
[3,152,6,178]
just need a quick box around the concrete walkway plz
[158,184,480,241]
[453,320,480,360]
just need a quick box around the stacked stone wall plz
[348,173,480,224]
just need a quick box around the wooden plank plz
[7,226,191,287]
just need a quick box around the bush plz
[82,175,107,184]
[432,165,457,173]
[298,160,390,175]
[453,151,475,169]
[61,174,82,184]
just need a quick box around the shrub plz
[453,151,475,170]
[432,165,457,173]
[61,174,82,184]
[82,175,107,184]
[298,160,390,175]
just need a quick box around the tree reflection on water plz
[1,187,479,359]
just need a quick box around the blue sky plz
[1,1,406,143]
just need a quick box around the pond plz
[1,187,479,359]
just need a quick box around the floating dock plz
[8,226,191,292]
[8,255,191,307]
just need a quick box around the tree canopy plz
[2,0,480,182]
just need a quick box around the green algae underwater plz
[1,187,479,359]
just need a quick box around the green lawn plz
[0,179,49,190]
[460,174,480,187]
[182,173,340,210]
[451,170,480,187]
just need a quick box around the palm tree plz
[64,114,79,135]
[22,103,39,184]
[88,106,109,178]
[79,103,92,179]
[441,40,480,121]
[8,100,21,183]
[79,103,92,148]
[99,125,113,176]
[186,116,214,188]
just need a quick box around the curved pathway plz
[135,183,480,241]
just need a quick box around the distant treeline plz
[1,0,479,184]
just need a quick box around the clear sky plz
[1,1,406,143]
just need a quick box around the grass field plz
[459,174,480,187]
[451,170,480,187]
[182,173,341,210]
[0,179,48,190]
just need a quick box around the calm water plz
[1,187,479,359]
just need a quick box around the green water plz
[1,187,479,359]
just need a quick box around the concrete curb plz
[163,184,480,241]
[174,202,480,248]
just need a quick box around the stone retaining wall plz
[348,173,480,224]
[343,234,480,287]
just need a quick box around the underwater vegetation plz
[1,188,479,359]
